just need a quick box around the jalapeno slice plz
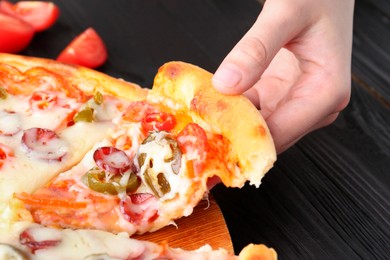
[137,132,182,198]
[93,91,103,105]
[82,167,140,195]
[73,107,94,122]
[82,167,117,195]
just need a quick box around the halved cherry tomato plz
[57,28,108,69]
[0,12,34,53]
[141,112,176,132]
[0,0,60,32]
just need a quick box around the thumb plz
[212,0,310,94]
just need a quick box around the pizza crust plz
[0,53,147,101]
[151,61,276,187]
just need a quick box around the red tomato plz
[0,12,34,53]
[141,112,176,132]
[57,28,108,69]
[0,1,60,32]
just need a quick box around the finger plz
[266,78,349,154]
[212,0,311,94]
[243,48,301,115]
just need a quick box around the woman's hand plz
[212,0,355,153]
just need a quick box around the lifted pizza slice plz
[12,61,276,236]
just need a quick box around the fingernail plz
[212,64,242,89]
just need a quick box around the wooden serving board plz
[134,197,233,253]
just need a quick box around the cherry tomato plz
[93,146,131,174]
[0,12,34,53]
[57,28,108,69]
[120,193,159,225]
[0,1,60,32]
[141,112,176,132]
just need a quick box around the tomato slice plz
[57,28,108,69]
[141,112,176,132]
[0,12,34,53]
[0,0,60,32]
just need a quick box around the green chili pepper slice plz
[93,91,103,105]
[74,107,94,122]
[82,167,118,195]
[82,167,140,195]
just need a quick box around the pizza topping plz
[137,132,182,198]
[93,147,131,175]
[93,91,103,105]
[82,167,140,195]
[141,112,176,133]
[0,111,22,136]
[21,127,68,161]
[0,87,7,99]
[0,143,13,168]
[177,123,208,175]
[0,243,28,260]
[120,193,159,225]
[19,228,61,253]
[29,91,58,111]
[73,106,94,123]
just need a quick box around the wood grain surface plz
[134,197,234,253]
[17,0,390,259]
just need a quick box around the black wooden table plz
[21,0,390,259]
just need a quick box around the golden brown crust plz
[151,61,276,187]
[0,53,147,101]
[239,244,278,260]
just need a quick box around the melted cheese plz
[0,92,127,207]
[0,223,234,260]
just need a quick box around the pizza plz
[0,53,277,259]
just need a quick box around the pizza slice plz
[11,61,276,235]
[0,223,277,260]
